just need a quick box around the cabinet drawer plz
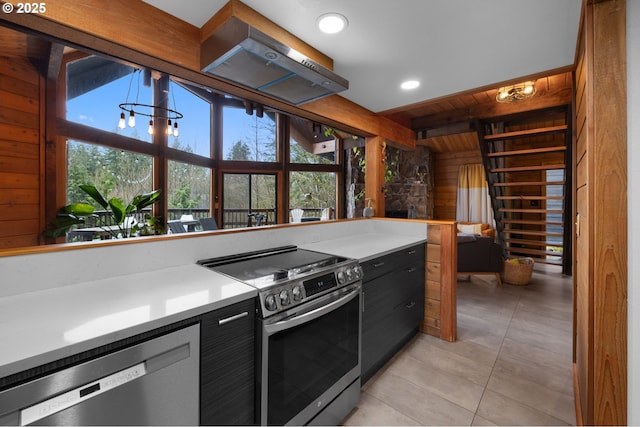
[393,286,425,337]
[389,264,425,306]
[361,244,425,282]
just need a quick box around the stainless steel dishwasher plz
[0,324,200,426]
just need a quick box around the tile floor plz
[343,264,575,426]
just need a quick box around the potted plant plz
[44,185,162,239]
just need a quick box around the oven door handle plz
[264,284,360,335]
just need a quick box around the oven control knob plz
[279,290,291,306]
[345,268,354,281]
[265,294,278,311]
[354,266,364,279]
[291,285,303,301]
[337,270,346,284]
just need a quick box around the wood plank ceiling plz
[380,71,574,153]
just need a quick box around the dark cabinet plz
[361,244,425,383]
[200,298,256,426]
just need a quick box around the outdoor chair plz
[167,220,186,234]
[199,217,218,231]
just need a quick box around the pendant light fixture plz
[118,69,183,137]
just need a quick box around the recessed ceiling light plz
[317,13,348,34]
[401,80,420,90]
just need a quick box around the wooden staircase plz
[477,107,572,275]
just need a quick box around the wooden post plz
[364,136,385,217]
[423,221,457,342]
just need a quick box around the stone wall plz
[385,146,435,219]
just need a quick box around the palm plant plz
[44,185,161,239]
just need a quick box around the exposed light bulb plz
[118,112,126,129]
[148,119,154,135]
[523,83,534,95]
[173,121,179,137]
[166,119,172,135]
[128,110,135,127]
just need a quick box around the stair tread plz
[493,181,565,187]
[507,247,564,257]
[496,195,564,200]
[503,229,563,237]
[490,164,565,173]
[502,219,563,226]
[499,208,564,213]
[505,238,564,247]
[488,146,567,157]
[484,124,568,141]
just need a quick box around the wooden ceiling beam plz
[411,85,573,130]
[45,42,65,81]
[416,121,476,139]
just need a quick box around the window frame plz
[55,51,347,235]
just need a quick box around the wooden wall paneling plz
[591,1,627,423]
[438,222,457,342]
[573,1,627,424]
[0,55,42,249]
[30,0,201,70]
[424,224,441,336]
[423,221,457,342]
[433,150,482,220]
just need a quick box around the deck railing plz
[82,207,326,230]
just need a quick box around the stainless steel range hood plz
[201,17,348,105]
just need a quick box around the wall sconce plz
[496,81,536,103]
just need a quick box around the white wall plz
[627,0,639,423]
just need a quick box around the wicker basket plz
[502,257,535,285]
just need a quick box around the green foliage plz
[170,183,201,209]
[44,185,161,239]
[290,140,334,165]
[384,147,400,184]
[289,171,336,209]
[349,145,400,198]
[66,141,152,206]
[351,147,366,200]
[226,140,252,160]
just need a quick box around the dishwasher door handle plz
[20,341,191,426]
[20,362,147,425]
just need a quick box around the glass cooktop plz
[198,246,348,289]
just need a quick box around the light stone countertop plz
[0,221,429,380]
[0,264,255,378]
[300,232,426,261]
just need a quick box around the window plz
[58,51,348,241]
[289,117,336,165]
[67,141,153,204]
[223,101,277,162]
[222,173,277,228]
[546,169,565,262]
[66,58,153,143]
[289,172,336,221]
[169,81,212,158]
[168,160,211,220]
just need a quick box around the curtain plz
[456,163,494,225]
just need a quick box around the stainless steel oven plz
[199,246,363,426]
